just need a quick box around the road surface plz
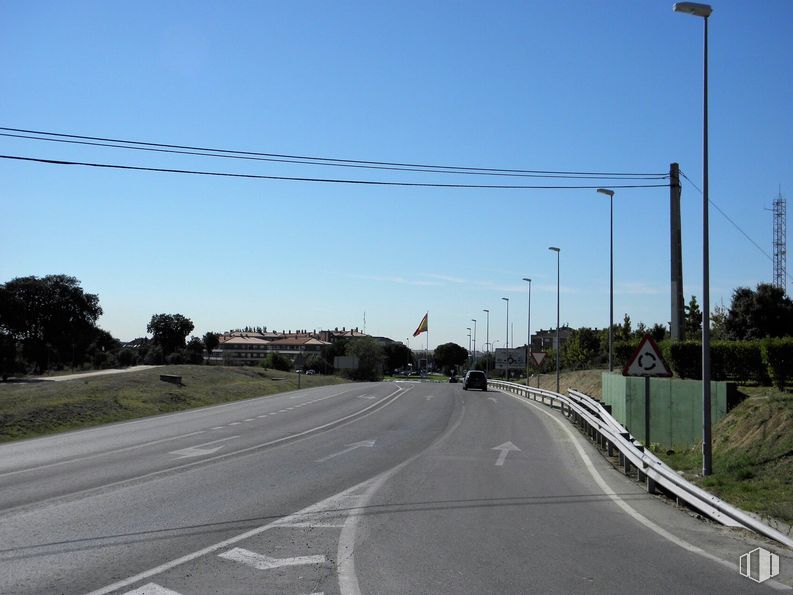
[0,381,788,594]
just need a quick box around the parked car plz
[462,370,487,391]
[305,370,316,375]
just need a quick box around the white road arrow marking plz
[123,583,182,595]
[487,397,497,403]
[357,394,376,399]
[492,441,521,466]
[315,440,376,463]
[219,547,325,570]
[169,436,238,459]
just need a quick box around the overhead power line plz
[0,154,671,190]
[680,171,792,285]
[0,126,667,180]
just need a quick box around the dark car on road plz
[462,370,487,391]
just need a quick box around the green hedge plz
[662,338,790,387]
[763,338,793,390]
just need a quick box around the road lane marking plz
[0,430,206,478]
[84,386,411,595]
[122,583,182,595]
[487,397,497,403]
[244,418,256,422]
[492,441,521,466]
[229,422,241,426]
[315,441,376,463]
[210,427,225,430]
[169,436,239,459]
[425,395,435,400]
[219,547,325,570]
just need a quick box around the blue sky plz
[1,1,791,348]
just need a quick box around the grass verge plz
[657,387,793,527]
[0,365,349,443]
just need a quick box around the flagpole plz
[426,312,429,373]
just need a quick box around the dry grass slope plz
[0,365,349,442]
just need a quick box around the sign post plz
[622,335,672,447]
[531,351,547,388]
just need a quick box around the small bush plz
[763,338,793,390]
[166,351,185,365]
[117,348,137,367]
[144,346,164,365]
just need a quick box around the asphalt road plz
[0,381,788,594]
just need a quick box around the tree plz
[619,314,632,342]
[685,295,702,337]
[0,275,103,371]
[650,323,668,342]
[185,336,205,364]
[343,337,384,381]
[383,342,412,372]
[147,314,194,356]
[203,332,219,358]
[433,342,468,374]
[262,352,292,372]
[725,283,793,340]
[562,327,600,370]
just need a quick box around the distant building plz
[531,326,574,351]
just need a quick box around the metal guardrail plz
[489,379,793,550]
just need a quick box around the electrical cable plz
[0,132,669,180]
[680,171,773,260]
[0,126,667,179]
[0,154,671,190]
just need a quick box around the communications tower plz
[773,191,786,291]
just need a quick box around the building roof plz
[268,337,331,346]
[220,336,270,346]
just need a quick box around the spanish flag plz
[413,312,428,337]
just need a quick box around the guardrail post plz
[623,457,632,476]
[607,440,614,457]
[646,475,657,495]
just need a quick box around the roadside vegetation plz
[0,365,349,443]
[658,387,793,527]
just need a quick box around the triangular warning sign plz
[622,334,672,377]
[531,352,546,366]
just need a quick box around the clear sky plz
[1,1,791,349]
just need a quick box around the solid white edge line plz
[502,390,792,591]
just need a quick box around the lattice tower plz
[773,192,786,291]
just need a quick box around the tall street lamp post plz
[466,328,472,369]
[471,318,477,369]
[597,188,615,372]
[549,247,561,393]
[501,297,509,379]
[483,309,490,374]
[522,277,531,383]
[674,0,713,476]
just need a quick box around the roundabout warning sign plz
[623,334,671,377]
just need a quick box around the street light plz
[522,277,532,384]
[466,327,472,369]
[597,188,615,372]
[483,309,490,374]
[501,297,509,378]
[674,0,713,477]
[549,247,561,393]
[471,318,477,369]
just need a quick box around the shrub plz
[117,348,137,367]
[166,351,185,365]
[144,345,164,365]
[261,352,292,372]
[763,338,793,390]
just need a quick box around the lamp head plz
[673,2,712,17]
[549,246,560,253]
[597,188,615,197]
